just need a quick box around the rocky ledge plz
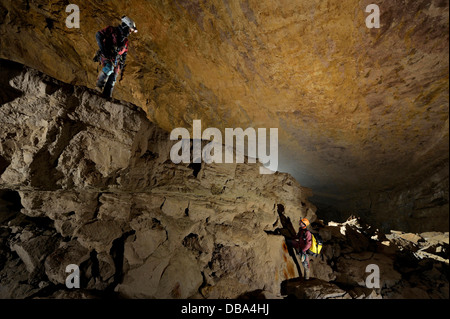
[0,59,315,298]
[0,60,448,299]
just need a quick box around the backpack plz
[308,232,323,256]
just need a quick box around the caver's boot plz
[96,71,108,92]
[102,72,117,99]
[302,257,310,280]
[304,266,310,280]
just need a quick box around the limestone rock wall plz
[336,162,449,233]
[0,61,447,299]
[0,0,448,229]
[0,60,316,298]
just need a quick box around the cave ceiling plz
[0,0,448,203]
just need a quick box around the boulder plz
[335,252,401,289]
[10,232,59,275]
[44,240,91,285]
[74,220,123,253]
[282,278,351,299]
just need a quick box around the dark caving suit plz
[95,16,137,98]
[95,25,129,98]
[286,220,312,280]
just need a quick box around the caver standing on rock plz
[286,218,312,280]
[94,16,137,98]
